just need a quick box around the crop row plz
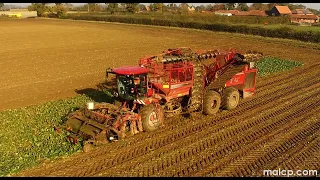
[62,14,320,43]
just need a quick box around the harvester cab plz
[107,66,149,101]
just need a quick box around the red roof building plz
[215,10,239,15]
[291,9,313,15]
[235,10,267,17]
[290,14,319,24]
[267,6,292,16]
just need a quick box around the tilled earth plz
[2,19,319,177]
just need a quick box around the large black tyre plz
[140,104,164,132]
[221,87,240,110]
[203,90,221,115]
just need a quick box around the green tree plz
[65,3,73,10]
[74,4,87,11]
[28,3,50,17]
[225,3,236,10]
[249,3,268,10]
[166,3,178,13]
[307,8,320,15]
[0,3,4,9]
[236,3,249,11]
[287,4,306,10]
[137,4,145,12]
[149,3,165,13]
[297,4,306,9]
[195,5,206,12]
[105,3,118,14]
[54,3,67,17]
[205,4,214,11]
[88,3,102,12]
[85,3,91,12]
[149,3,157,12]
[212,3,226,11]
[179,3,189,15]
[278,3,289,6]
[124,3,139,13]
[161,4,168,13]
[86,3,102,12]
[266,3,278,10]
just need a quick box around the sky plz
[4,3,320,10]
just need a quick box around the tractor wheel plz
[203,90,221,115]
[221,87,240,110]
[83,142,94,153]
[140,104,164,132]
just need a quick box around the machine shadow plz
[75,79,117,104]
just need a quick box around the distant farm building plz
[267,6,291,16]
[188,6,195,12]
[145,6,150,12]
[215,12,232,16]
[290,14,319,24]
[290,8,319,24]
[291,9,314,15]
[235,11,250,16]
[235,10,268,17]
[215,10,239,16]
[200,10,214,14]
[138,5,149,13]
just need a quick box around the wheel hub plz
[148,112,158,127]
[230,94,237,107]
[211,100,217,109]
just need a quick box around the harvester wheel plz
[203,90,221,115]
[83,142,94,153]
[222,87,240,110]
[140,104,164,132]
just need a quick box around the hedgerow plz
[62,14,320,43]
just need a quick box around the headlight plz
[250,62,255,69]
[87,102,94,110]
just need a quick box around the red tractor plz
[56,47,262,151]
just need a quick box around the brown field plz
[1,18,320,177]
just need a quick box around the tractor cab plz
[107,66,149,101]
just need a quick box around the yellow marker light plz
[163,85,169,89]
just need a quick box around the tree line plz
[27,3,69,17]
[26,3,320,17]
